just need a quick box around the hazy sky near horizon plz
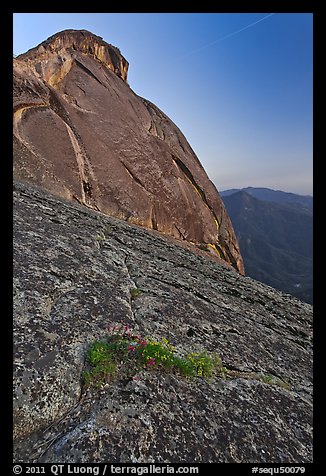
[13,13,313,195]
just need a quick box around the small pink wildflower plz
[147,357,156,367]
[108,324,122,335]
[123,325,133,338]
[128,345,135,352]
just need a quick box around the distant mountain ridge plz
[220,188,313,303]
[221,187,313,213]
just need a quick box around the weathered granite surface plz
[13,181,313,463]
[13,29,243,274]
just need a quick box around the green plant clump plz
[82,341,117,388]
[130,288,142,299]
[96,233,106,242]
[82,325,227,388]
[95,225,112,244]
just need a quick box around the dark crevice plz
[174,223,187,241]
[187,328,197,337]
[226,328,242,336]
[218,237,240,271]
[75,59,103,86]
[214,243,228,262]
[82,180,92,198]
[172,155,207,204]
[121,162,147,191]
[92,203,101,212]
[172,154,222,233]
[151,206,158,231]
[76,85,86,95]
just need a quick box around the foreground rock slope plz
[13,181,313,463]
[13,29,243,274]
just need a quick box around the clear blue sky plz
[13,13,313,196]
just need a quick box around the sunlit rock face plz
[13,29,244,274]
